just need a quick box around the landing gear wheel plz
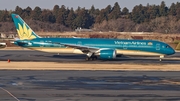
[85,56,98,61]
[93,56,97,60]
[85,57,89,61]
[89,57,93,61]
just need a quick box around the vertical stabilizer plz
[11,13,40,40]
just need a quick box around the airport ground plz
[1,50,180,101]
[1,70,180,101]
[1,49,180,71]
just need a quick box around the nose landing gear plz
[159,55,164,61]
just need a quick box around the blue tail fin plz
[11,13,40,40]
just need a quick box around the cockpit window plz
[166,45,170,48]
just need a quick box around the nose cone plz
[168,48,175,55]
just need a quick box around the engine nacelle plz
[99,49,116,59]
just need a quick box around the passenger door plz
[156,44,160,50]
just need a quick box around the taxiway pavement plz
[0,70,180,101]
[1,50,180,101]
[0,50,180,64]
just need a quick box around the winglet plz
[11,13,41,40]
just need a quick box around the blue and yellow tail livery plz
[11,14,40,40]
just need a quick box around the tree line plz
[0,1,180,33]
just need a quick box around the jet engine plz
[99,49,116,59]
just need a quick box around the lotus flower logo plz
[17,23,36,40]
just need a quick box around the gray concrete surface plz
[0,50,180,64]
[1,50,180,101]
[0,71,180,101]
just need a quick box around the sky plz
[0,0,180,11]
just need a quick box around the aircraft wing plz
[53,42,99,53]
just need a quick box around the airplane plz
[11,13,175,61]
[0,42,6,48]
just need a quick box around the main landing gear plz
[85,52,98,61]
[85,56,98,61]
